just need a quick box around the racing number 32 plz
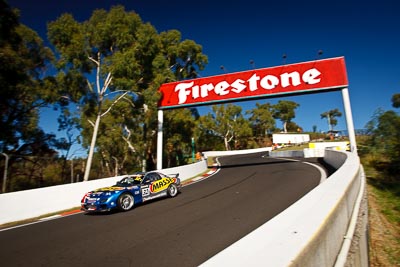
[142,187,150,196]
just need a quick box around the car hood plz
[91,186,126,193]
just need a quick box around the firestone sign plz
[158,57,348,109]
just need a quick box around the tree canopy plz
[247,102,276,137]
[392,93,400,108]
[364,94,400,181]
[199,104,252,151]
[0,3,55,153]
[320,108,342,132]
[272,100,299,133]
[0,1,62,191]
[47,5,208,179]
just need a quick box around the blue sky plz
[8,0,400,138]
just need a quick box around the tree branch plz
[122,125,136,153]
[86,79,94,93]
[100,91,129,117]
[100,72,112,95]
[87,119,95,127]
[88,56,99,66]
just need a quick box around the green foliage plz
[272,100,300,133]
[362,94,400,182]
[1,3,211,189]
[247,102,276,136]
[312,125,317,132]
[286,121,302,132]
[368,179,400,226]
[392,93,400,108]
[320,108,342,131]
[48,5,208,177]
[199,104,252,151]
[1,3,55,151]
[308,131,326,141]
[0,2,61,191]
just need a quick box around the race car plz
[81,171,181,213]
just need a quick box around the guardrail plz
[0,147,368,266]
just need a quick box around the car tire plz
[167,184,178,197]
[117,193,134,211]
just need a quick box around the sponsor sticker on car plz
[94,186,123,192]
[86,198,97,203]
[150,178,176,193]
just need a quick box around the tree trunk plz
[83,113,101,181]
[224,137,230,151]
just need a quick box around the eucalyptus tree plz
[365,101,400,180]
[1,3,55,152]
[320,108,342,132]
[247,102,276,140]
[47,6,207,180]
[162,108,198,167]
[272,100,300,133]
[200,104,252,151]
[0,3,60,191]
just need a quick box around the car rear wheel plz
[117,193,134,211]
[167,184,178,197]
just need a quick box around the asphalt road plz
[0,152,324,267]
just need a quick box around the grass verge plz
[362,160,400,266]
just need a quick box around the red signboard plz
[158,57,348,109]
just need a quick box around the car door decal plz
[150,178,175,193]
[142,186,150,197]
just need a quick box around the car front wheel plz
[167,184,178,197]
[117,193,134,211]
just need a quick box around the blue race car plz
[81,171,181,213]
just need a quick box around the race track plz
[0,152,326,266]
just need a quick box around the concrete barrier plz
[310,141,349,151]
[201,150,368,266]
[303,148,325,158]
[0,159,208,225]
[202,147,272,158]
[269,150,304,158]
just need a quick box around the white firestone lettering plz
[175,82,194,104]
[260,75,279,90]
[231,79,246,93]
[280,72,301,87]
[173,67,322,104]
[192,85,199,99]
[214,81,230,95]
[302,68,321,84]
[247,73,260,91]
[200,83,214,97]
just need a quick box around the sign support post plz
[341,87,358,154]
[157,109,163,170]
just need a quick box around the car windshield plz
[116,175,143,186]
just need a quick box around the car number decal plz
[142,187,150,196]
